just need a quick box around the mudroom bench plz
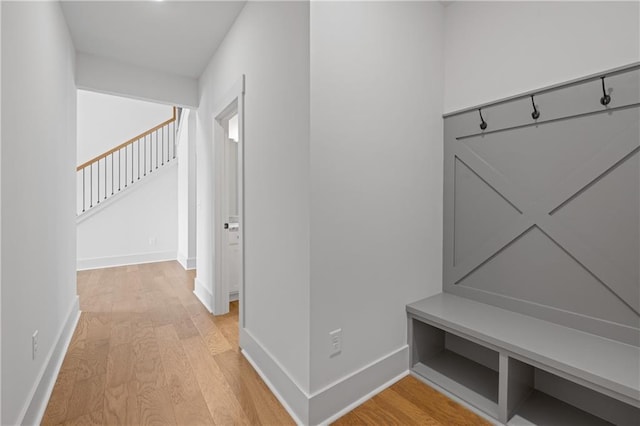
[407,293,640,425]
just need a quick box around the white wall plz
[1,2,78,424]
[197,0,311,395]
[0,2,3,422]
[177,109,197,269]
[76,52,199,108]
[443,1,640,113]
[77,89,173,165]
[309,0,444,405]
[77,163,178,270]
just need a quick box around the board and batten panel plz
[443,66,640,346]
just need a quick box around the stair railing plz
[77,106,180,215]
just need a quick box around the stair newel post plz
[137,138,140,180]
[111,153,114,195]
[156,129,159,169]
[131,143,134,184]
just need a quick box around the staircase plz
[77,107,182,216]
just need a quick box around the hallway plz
[41,261,491,426]
[42,261,293,425]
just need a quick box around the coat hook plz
[530,95,540,120]
[600,76,611,106]
[478,108,487,130]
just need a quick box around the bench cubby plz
[407,293,640,425]
[411,319,500,418]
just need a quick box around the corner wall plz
[308,2,444,422]
[443,1,640,113]
[196,0,311,405]
[1,2,78,424]
[177,109,197,270]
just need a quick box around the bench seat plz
[407,293,639,425]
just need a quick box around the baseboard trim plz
[20,295,80,425]
[177,254,196,270]
[310,345,409,425]
[193,277,213,313]
[240,328,309,424]
[77,251,176,270]
[229,290,239,302]
[240,327,409,425]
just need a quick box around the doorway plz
[212,76,244,327]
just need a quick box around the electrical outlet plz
[329,328,342,357]
[148,237,157,246]
[32,330,39,360]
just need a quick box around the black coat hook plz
[600,76,611,106]
[478,108,487,130]
[530,95,540,120]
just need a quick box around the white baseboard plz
[240,327,409,425]
[310,345,409,425]
[20,296,80,425]
[77,251,176,270]
[193,277,213,313]
[229,290,239,302]
[177,253,196,270]
[240,328,309,424]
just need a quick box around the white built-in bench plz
[407,293,640,425]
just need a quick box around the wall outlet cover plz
[329,328,342,357]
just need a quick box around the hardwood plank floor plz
[42,262,292,426]
[43,261,490,425]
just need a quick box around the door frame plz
[211,75,245,327]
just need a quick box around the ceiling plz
[61,1,246,79]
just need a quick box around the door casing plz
[211,75,245,328]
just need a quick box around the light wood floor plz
[43,261,490,425]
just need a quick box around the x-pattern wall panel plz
[443,70,640,346]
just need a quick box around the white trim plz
[211,75,245,318]
[76,160,177,224]
[177,253,196,270]
[229,290,239,302]
[309,345,409,425]
[193,277,214,313]
[240,325,411,425]
[240,328,309,424]
[77,251,176,271]
[19,296,80,425]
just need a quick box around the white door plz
[212,76,244,318]
[223,114,241,297]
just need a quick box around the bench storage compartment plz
[506,362,638,425]
[411,319,500,418]
[407,293,640,425]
